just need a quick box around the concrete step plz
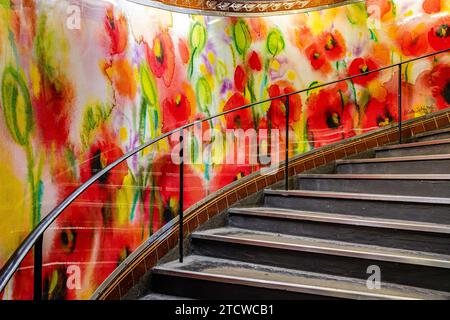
[263,189,450,224]
[414,127,450,142]
[152,255,450,300]
[295,174,450,198]
[335,154,450,174]
[191,227,450,291]
[228,207,450,254]
[374,139,450,158]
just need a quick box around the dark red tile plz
[423,119,437,131]
[410,123,425,135]
[119,272,134,298]
[354,142,366,153]
[366,137,378,149]
[376,135,389,146]
[256,177,267,190]
[156,239,169,260]
[435,115,450,128]
[226,192,238,206]
[197,210,209,225]
[144,251,157,270]
[333,148,346,160]
[207,202,219,217]
[323,152,335,163]
[167,231,179,250]
[313,155,325,167]
[304,159,315,170]
[188,215,199,233]
[217,197,228,212]
[276,169,285,181]
[131,261,147,284]
[105,285,121,301]
[294,162,305,174]
[246,181,257,195]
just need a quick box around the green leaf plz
[1,65,33,146]
[196,77,212,112]
[266,29,285,57]
[189,22,207,55]
[140,64,158,106]
[233,19,252,57]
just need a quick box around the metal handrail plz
[0,47,448,299]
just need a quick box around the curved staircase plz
[142,126,450,300]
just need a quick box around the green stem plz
[25,143,39,227]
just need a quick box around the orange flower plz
[110,58,136,99]
[397,28,429,57]
[422,0,441,14]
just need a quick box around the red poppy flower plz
[34,77,74,150]
[152,153,206,215]
[348,57,379,86]
[306,86,354,148]
[234,65,247,93]
[223,93,253,130]
[162,94,192,133]
[422,0,441,14]
[104,7,128,56]
[267,83,302,129]
[319,31,346,61]
[209,164,253,193]
[428,19,450,51]
[429,64,450,110]
[398,29,429,57]
[146,31,175,87]
[362,93,398,131]
[305,43,330,71]
[248,51,262,71]
[79,126,128,204]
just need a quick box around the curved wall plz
[0,0,449,299]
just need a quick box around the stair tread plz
[336,153,450,164]
[154,255,450,300]
[296,173,450,180]
[375,139,450,151]
[229,207,450,234]
[192,227,450,268]
[264,189,450,205]
[415,127,450,139]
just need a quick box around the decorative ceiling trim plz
[126,0,365,17]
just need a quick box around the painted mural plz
[0,0,449,299]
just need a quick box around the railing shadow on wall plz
[0,47,448,300]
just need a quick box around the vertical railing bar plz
[33,235,43,301]
[179,129,184,264]
[398,64,403,144]
[285,96,290,191]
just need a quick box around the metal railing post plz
[398,64,403,144]
[179,130,184,263]
[285,96,290,191]
[34,235,43,300]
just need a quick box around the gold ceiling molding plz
[127,0,364,16]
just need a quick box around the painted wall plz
[0,0,449,299]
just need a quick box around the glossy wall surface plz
[0,0,449,299]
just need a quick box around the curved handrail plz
[0,47,448,296]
